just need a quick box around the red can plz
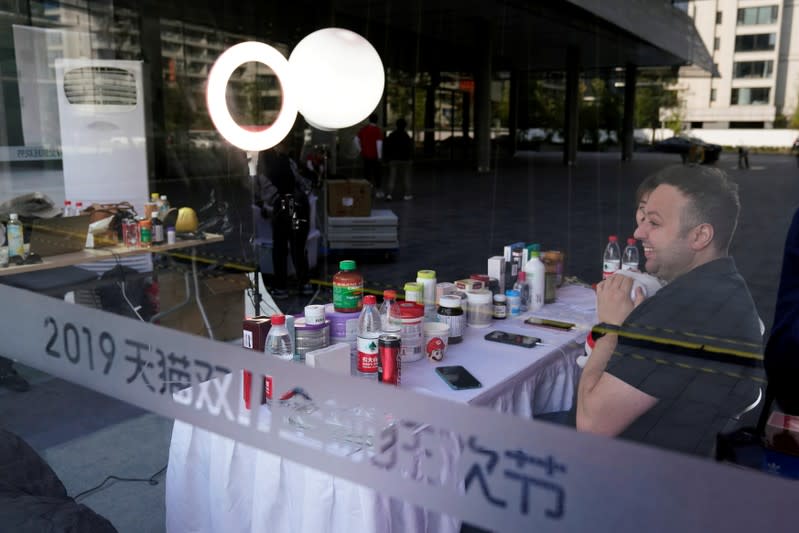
[378,334,401,385]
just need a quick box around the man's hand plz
[596,274,645,326]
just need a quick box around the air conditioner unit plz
[55,59,149,215]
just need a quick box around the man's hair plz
[369,113,378,123]
[635,173,663,204]
[396,118,407,130]
[649,164,740,252]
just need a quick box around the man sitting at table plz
[576,165,763,457]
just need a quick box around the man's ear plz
[690,223,714,250]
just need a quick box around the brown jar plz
[332,260,363,313]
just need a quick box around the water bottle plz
[379,289,398,329]
[265,314,293,361]
[622,237,640,271]
[7,213,24,259]
[63,200,73,217]
[513,271,530,312]
[524,244,546,311]
[356,294,382,378]
[602,235,622,279]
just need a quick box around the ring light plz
[206,41,298,151]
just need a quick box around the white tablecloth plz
[166,285,596,533]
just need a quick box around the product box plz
[158,271,248,341]
[765,411,799,456]
[763,448,799,480]
[487,256,506,293]
[327,179,372,217]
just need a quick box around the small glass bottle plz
[6,213,24,258]
[437,295,465,344]
[150,211,165,245]
[493,293,507,319]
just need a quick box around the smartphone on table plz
[484,330,541,348]
[435,365,483,390]
[523,317,575,331]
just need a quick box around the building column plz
[139,3,165,182]
[508,70,521,157]
[563,47,580,166]
[423,72,438,157]
[621,63,637,162]
[475,30,492,173]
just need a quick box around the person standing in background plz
[383,118,414,201]
[355,114,384,198]
[255,138,315,299]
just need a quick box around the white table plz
[166,285,596,533]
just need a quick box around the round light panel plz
[289,28,385,130]
[206,41,298,151]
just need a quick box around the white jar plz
[466,289,493,328]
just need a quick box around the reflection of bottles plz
[7,214,24,258]
[379,290,398,329]
[356,295,382,378]
[151,212,165,245]
[622,237,639,271]
[525,244,545,311]
[602,235,621,279]
[265,314,293,361]
[513,271,530,312]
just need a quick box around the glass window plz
[731,87,771,105]
[737,6,778,25]
[734,33,776,51]
[733,60,774,78]
[714,37,720,51]
[710,88,717,102]
[716,11,722,24]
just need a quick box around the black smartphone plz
[435,365,483,390]
[484,330,541,348]
[524,317,575,331]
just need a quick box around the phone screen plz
[484,330,541,348]
[435,365,482,390]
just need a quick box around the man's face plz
[633,184,696,281]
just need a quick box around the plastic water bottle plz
[622,237,640,271]
[63,200,73,217]
[379,289,398,329]
[6,213,24,259]
[513,271,530,312]
[265,314,293,361]
[602,235,622,279]
[356,294,382,378]
[524,244,546,311]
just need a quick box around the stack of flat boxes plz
[326,209,399,251]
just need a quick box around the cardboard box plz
[327,179,372,217]
[157,271,248,341]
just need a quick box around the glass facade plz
[0,2,792,530]
[731,86,771,105]
[736,6,779,26]
[733,60,774,79]
[734,33,776,52]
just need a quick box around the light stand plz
[247,149,264,314]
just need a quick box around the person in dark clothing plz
[764,207,799,415]
[577,165,763,457]
[254,142,314,299]
[383,118,414,201]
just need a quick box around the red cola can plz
[378,334,401,385]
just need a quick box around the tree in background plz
[635,68,680,143]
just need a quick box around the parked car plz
[652,135,722,164]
